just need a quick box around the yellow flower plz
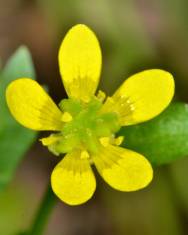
[6,24,174,205]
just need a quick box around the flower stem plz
[27,184,57,235]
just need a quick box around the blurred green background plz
[1,0,188,234]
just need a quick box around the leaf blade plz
[120,102,188,165]
[0,46,37,190]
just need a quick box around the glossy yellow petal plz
[102,69,174,125]
[6,78,63,131]
[93,145,153,191]
[51,150,96,205]
[58,24,102,102]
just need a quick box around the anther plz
[130,105,135,111]
[99,137,110,147]
[97,90,106,102]
[61,112,73,122]
[81,150,90,159]
[114,136,124,146]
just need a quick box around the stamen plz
[40,134,61,146]
[130,104,135,111]
[99,137,110,147]
[61,112,73,122]
[114,136,124,146]
[97,90,106,102]
[81,150,90,159]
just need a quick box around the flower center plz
[43,96,121,156]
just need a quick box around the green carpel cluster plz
[48,97,120,155]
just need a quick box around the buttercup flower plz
[6,24,174,205]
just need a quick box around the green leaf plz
[0,46,37,190]
[119,102,188,165]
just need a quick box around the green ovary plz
[46,97,121,156]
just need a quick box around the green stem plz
[28,184,57,235]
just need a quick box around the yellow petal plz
[58,24,102,102]
[6,78,63,131]
[93,145,153,191]
[51,150,96,205]
[102,69,174,125]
